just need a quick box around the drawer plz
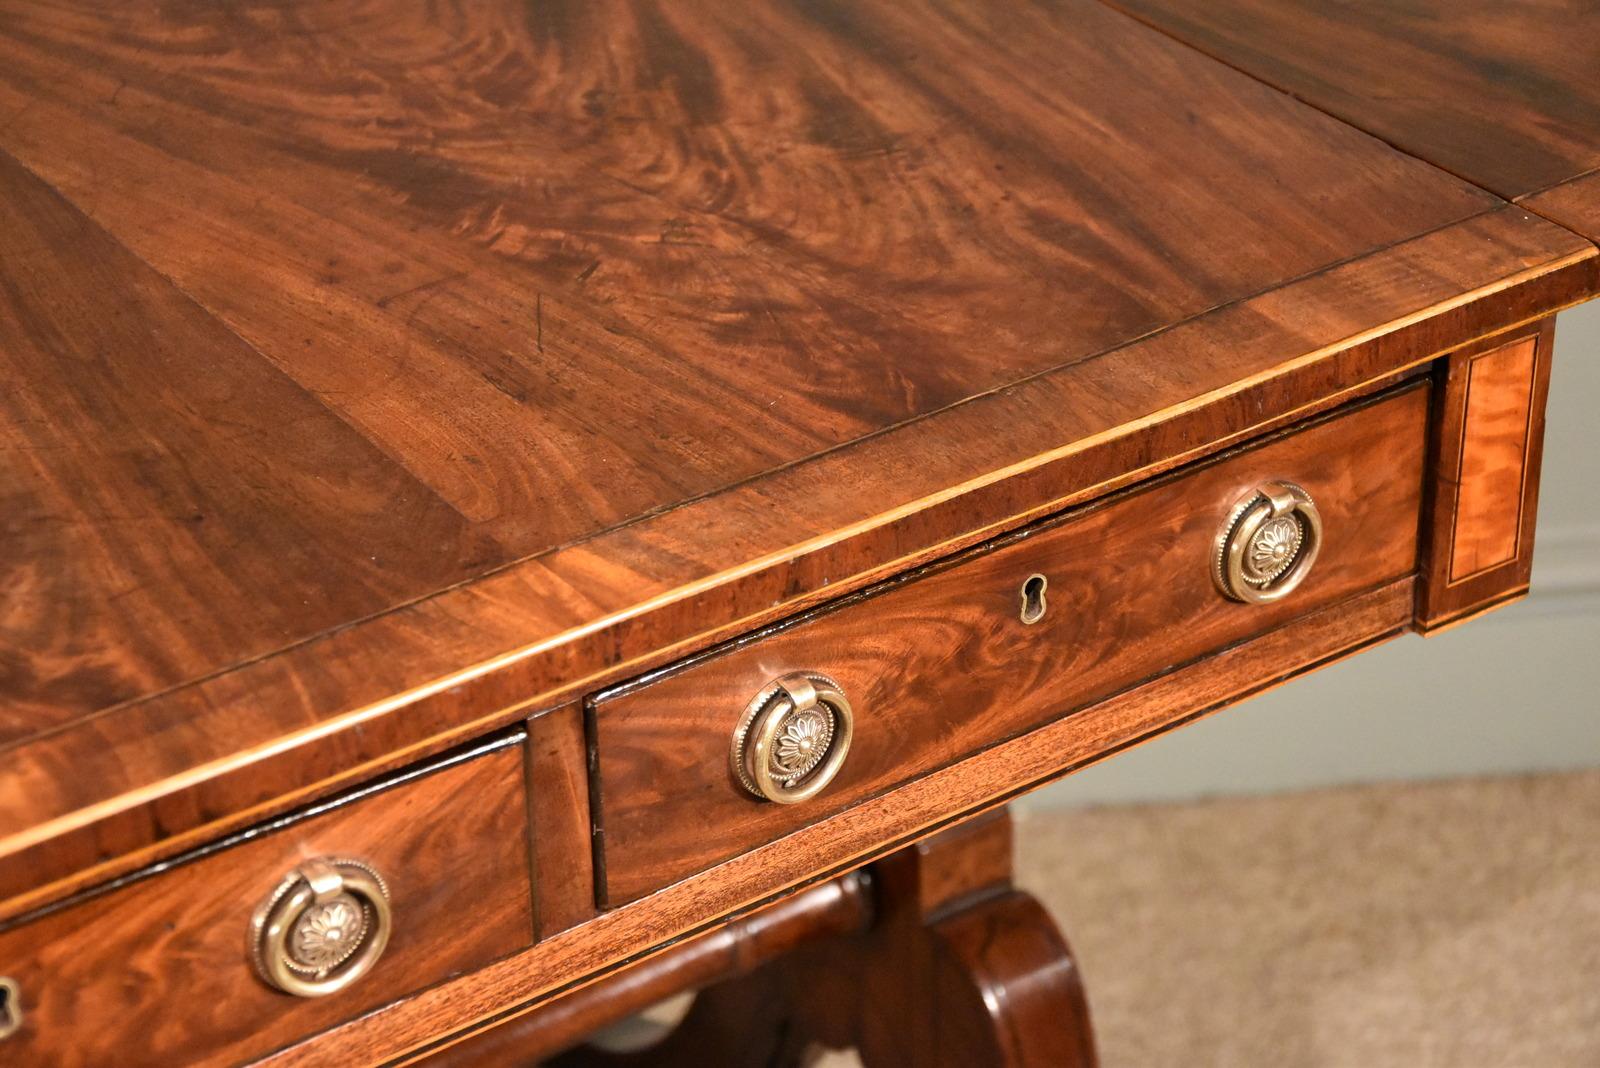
[0,736,532,1066]
[592,385,1429,905]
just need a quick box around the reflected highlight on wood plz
[1523,171,1600,247]
[592,387,1428,905]
[9,0,1598,922]
[526,705,599,940]
[428,809,1095,1068]
[0,740,532,1067]
[424,874,872,1066]
[1418,321,1556,632]
[1110,0,1600,201]
[0,0,1493,733]
[1450,338,1537,583]
[0,1,1595,1063]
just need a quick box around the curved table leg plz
[850,810,1097,1068]
[908,889,1096,1068]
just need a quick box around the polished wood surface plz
[0,0,1490,727]
[1418,321,1557,632]
[427,873,872,1065]
[857,813,1095,1068]
[1109,0,1600,200]
[526,705,599,940]
[2,207,1591,919]
[594,386,1428,904]
[437,812,1092,1068]
[1450,339,1539,581]
[0,737,532,1067]
[3,3,1599,1063]
[261,579,1416,1066]
[1523,172,1600,244]
[4,0,1598,915]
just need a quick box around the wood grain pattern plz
[1109,0,1600,201]
[0,3,1594,1056]
[857,816,1095,1068]
[832,808,1081,1068]
[1,207,1591,921]
[0,0,1492,728]
[2,0,1597,925]
[527,704,598,939]
[428,811,1090,1068]
[1523,171,1600,244]
[0,148,503,741]
[0,738,532,1068]
[1450,338,1539,581]
[1417,321,1556,631]
[281,583,1420,1067]
[905,808,1016,920]
[910,889,1095,1068]
[425,873,871,1065]
[593,386,1428,904]
[291,562,1408,1068]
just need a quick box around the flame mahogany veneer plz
[0,0,1596,1064]
[592,387,1428,907]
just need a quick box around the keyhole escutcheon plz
[0,976,21,1041]
[1019,574,1048,625]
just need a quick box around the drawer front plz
[593,385,1429,905]
[0,738,532,1067]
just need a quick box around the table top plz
[1,0,1596,900]
[1115,0,1600,240]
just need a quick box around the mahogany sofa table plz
[1,1,1596,1064]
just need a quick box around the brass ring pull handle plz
[731,672,854,804]
[251,857,391,997]
[1214,480,1323,604]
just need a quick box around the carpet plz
[820,769,1600,1066]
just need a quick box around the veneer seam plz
[0,206,1567,749]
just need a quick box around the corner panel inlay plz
[1418,321,1556,632]
[1449,338,1539,583]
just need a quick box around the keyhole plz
[0,976,21,1040]
[1019,574,1048,625]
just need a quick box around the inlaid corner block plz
[1418,320,1557,632]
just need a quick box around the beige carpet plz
[819,770,1600,1067]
